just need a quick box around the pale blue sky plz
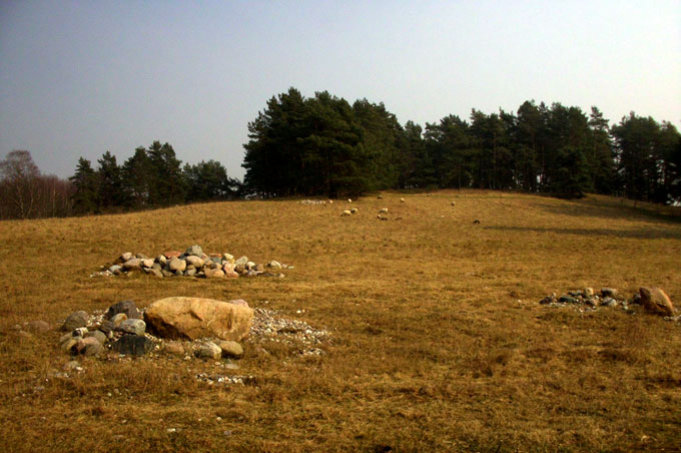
[1,0,679,179]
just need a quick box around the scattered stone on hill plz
[640,287,675,316]
[90,244,291,279]
[144,297,254,341]
[539,286,678,319]
[341,210,351,216]
[400,197,405,203]
[299,199,330,205]
[350,207,358,214]
[378,208,388,214]
[473,219,481,224]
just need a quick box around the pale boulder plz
[144,297,253,341]
[640,287,675,316]
[205,268,225,278]
[168,258,187,272]
[185,255,205,268]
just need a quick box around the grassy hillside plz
[1,191,680,452]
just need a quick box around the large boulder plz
[640,287,675,316]
[144,297,253,341]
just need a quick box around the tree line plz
[69,141,240,214]
[2,88,679,220]
[0,143,240,219]
[243,88,681,202]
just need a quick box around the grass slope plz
[1,191,680,452]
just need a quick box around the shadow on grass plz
[533,194,681,225]
[484,225,681,240]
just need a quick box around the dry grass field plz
[1,190,680,452]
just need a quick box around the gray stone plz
[149,268,163,278]
[601,297,618,307]
[185,245,204,257]
[121,252,133,262]
[98,320,114,337]
[105,300,141,320]
[123,258,141,270]
[156,255,167,265]
[185,268,197,277]
[559,295,579,304]
[162,269,174,277]
[217,340,244,359]
[26,320,50,333]
[75,337,103,356]
[112,335,155,356]
[195,341,222,360]
[61,311,89,331]
[234,256,249,267]
[583,287,594,297]
[109,264,123,275]
[601,288,618,298]
[141,258,154,268]
[117,319,146,336]
[61,337,79,354]
[86,330,108,345]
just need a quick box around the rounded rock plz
[117,319,146,336]
[169,258,187,272]
[195,341,222,360]
[61,311,89,331]
[217,340,244,359]
[185,245,204,257]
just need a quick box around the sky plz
[1,0,680,180]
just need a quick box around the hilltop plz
[1,191,680,452]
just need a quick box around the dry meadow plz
[1,190,680,452]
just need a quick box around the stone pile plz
[54,297,329,382]
[539,286,678,320]
[92,244,291,279]
[59,298,253,359]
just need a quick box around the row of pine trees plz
[242,88,681,203]
[69,142,240,214]
[2,88,679,219]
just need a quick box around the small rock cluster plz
[59,300,156,358]
[91,244,291,279]
[539,286,678,320]
[300,199,332,205]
